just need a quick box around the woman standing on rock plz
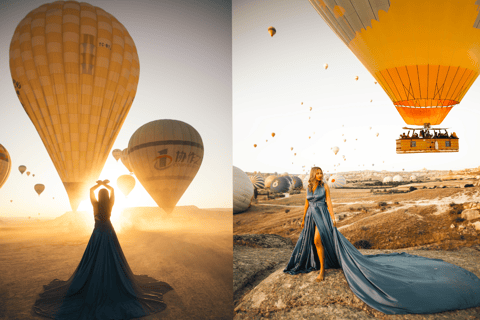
[284,167,480,315]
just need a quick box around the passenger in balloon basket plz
[283,166,480,315]
[33,180,173,320]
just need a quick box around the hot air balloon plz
[267,26,276,37]
[121,149,133,173]
[266,140,268,142]
[10,2,140,211]
[10,200,13,203]
[310,107,312,111]
[34,184,45,196]
[374,81,378,84]
[355,76,359,81]
[291,147,293,151]
[328,175,346,188]
[19,165,26,175]
[117,175,135,197]
[249,175,265,189]
[393,175,403,182]
[254,144,257,148]
[265,175,276,188]
[344,139,346,142]
[309,136,311,139]
[128,120,203,214]
[376,133,379,137]
[370,127,372,130]
[308,1,479,132]
[0,145,11,189]
[370,100,373,103]
[332,146,339,155]
[324,63,328,70]
[26,171,31,176]
[233,166,254,214]
[112,149,122,162]
[32,174,35,177]
[294,153,296,156]
[270,177,290,193]
[272,133,275,137]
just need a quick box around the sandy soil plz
[234,182,480,251]
[0,206,232,320]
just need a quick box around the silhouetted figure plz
[33,180,172,319]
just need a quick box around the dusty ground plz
[0,207,232,320]
[234,181,480,251]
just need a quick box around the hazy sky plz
[233,0,480,176]
[0,0,232,217]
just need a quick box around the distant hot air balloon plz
[374,81,378,85]
[10,1,140,211]
[369,127,372,130]
[294,153,296,156]
[272,133,275,137]
[355,76,359,81]
[18,165,26,175]
[34,184,45,196]
[328,175,346,188]
[26,172,31,176]
[291,147,293,151]
[128,120,203,214]
[270,177,290,193]
[10,200,13,203]
[32,174,35,177]
[117,175,136,197]
[324,63,328,70]
[121,149,133,173]
[301,102,304,105]
[310,107,312,111]
[254,144,257,148]
[267,26,276,37]
[266,140,268,142]
[265,175,276,188]
[308,0,480,126]
[0,145,11,190]
[344,139,346,142]
[233,166,254,214]
[370,100,373,103]
[333,146,339,155]
[112,149,122,162]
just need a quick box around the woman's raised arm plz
[90,182,101,204]
[104,184,115,207]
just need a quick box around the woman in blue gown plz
[33,180,173,319]
[284,167,480,315]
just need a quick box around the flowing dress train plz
[33,202,172,319]
[284,184,480,314]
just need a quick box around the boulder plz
[234,248,480,320]
[461,209,480,221]
[472,221,480,231]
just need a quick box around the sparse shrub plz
[349,207,355,211]
[464,184,474,188]
[409,186,417,191]
[417,230,425,235]
[460,235,465,240]
[354,239,372,249]
[378,201,388,207]
[285,209,290,213]
[449,202,456,207]
[455,217,465,223]
[361,226,369,231]
[423,186,427,189]
[442,186,447,188]
[394,202,399,205]
[449,203,463,215]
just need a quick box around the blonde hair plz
[308,167,324,193]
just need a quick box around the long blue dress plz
[33,199,172,319]
[284,184,480,314]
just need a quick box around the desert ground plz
[235,179,480,251]
[0,206,232,320]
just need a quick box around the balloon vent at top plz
[9,1,140,211]
[308,0,480,125]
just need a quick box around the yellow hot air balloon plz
[308,0,480,126]
[128,119,204,213]
[291,147,293,151]
[324,63,328,70]
[301,102,304,105]
[310,107,312,111]
[19,165,26,175]
[34,184,45,196]
[355,76,359,81]
[112,149,122,162]
[376,133,380,137]
[268,26,276,37]
[32,174,35,177]
[254,144,257,148]
[332,146,339,155]
[0,145,12,189]
[10,1,140,211]
[117,174,135,197]
[374,81,378,85]
[27,171,31,176]
[272,133,275,137]
[121,148,133,173]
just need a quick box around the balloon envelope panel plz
[9,1,140,211]
[265,175,276,188]
[121,148,133,173]
[308,0,480,125]
[0,145,12,189]
[270,176,290,193]
[328,175,346,188]
[291,176,303,189]
[249,174,265,189]
[128,120,204,213]
[233,166,254,214]
[393,175,404,182]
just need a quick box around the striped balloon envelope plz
[0,145,12,189]
[233,166,254,214]
[128,120,204,214]
[9,1,140,211]
[328,175,346,189]
[249,174,265,189]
